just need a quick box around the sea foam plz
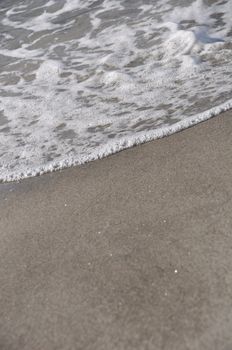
[0,0,231,182]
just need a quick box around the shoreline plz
[1,100,232,183]
[1,111,232,349]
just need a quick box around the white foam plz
[164,30,198,58]
[166,0,210,25]
[1,99,232,183]
[35,60,63,82]
[0,0,231,182]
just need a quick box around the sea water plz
[0,0,231,181]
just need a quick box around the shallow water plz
[0,0,231,181]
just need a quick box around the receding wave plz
[0,0,231,182]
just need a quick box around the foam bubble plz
[164,30,198,58]
[36,60,63,82]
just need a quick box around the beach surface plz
[1,111,232,350]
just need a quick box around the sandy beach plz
[1,111,232,349]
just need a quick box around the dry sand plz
[1,111,232,349]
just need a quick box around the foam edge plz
[1,98,232,183]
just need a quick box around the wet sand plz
[1,111,232,350]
